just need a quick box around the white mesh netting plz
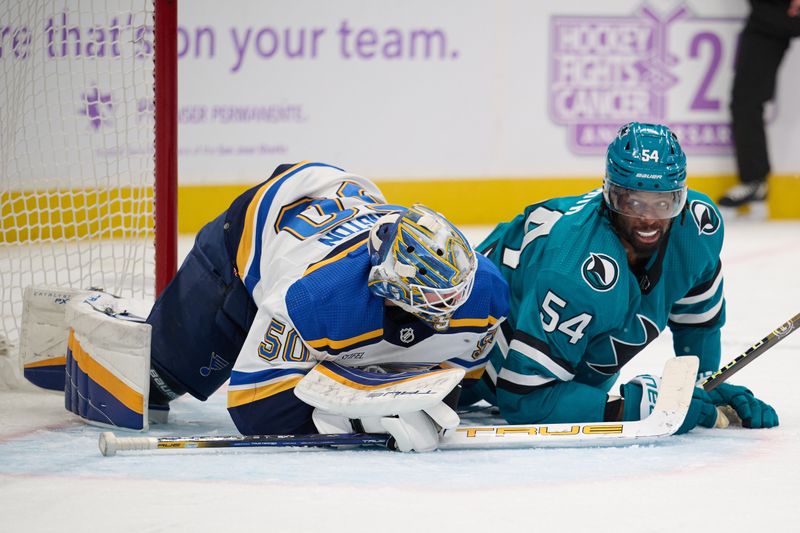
[1,0,158,385]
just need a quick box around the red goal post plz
[154,0,178,295]
[0,0,177,385]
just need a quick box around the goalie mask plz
[367,204,477,331]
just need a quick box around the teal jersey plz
[477,188,725,424]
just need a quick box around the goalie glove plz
[312,401,460,452]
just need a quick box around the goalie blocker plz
[296,361,465,452]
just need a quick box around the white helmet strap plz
[394,263,416,277]
[417,213,442,233]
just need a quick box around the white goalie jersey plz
[224,162,509,435]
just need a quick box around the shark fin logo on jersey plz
[581,253,619,292]
[689,201,720,236]
[588,314,660,375]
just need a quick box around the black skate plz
[718,183,767,208]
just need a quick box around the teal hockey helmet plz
[604,122,688,219]
[367,204,477,331]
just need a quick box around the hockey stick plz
[99,431,393,456]
[99,356,697,456]
[454,311,800,439]
[438,354,696,449]
[701,312,799,391]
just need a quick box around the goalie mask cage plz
[0,0,177,384]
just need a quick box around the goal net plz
[0,0,176,387]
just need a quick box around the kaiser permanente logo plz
[78,85,153,131]
[549,2,743,155]
[79,86,114,130]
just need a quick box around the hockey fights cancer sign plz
[550,3,745,155]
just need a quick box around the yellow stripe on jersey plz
[304,316,499,352]
[23,356,67,369]
[464,367,486,380]
[439,361,486,381]
[316,363,455,391]
[304,238,368,277]
[67,330,144,415]
[227,375,304,408]
[449,315,501,328]
[305,328,384,350]
[236,161,310,279]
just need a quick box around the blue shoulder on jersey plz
[286,242,509,355]
[285,240,384,355]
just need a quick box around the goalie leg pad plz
[19,286,94,391]
[65,293,152,430]
[146,211,257,401]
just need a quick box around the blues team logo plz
[581,253,619,292]
[200,352,230,377]
[689,200,720,236]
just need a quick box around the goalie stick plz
[700,312,799,391]
[99,356,697,456]
[99,431,393,456]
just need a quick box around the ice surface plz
[2,219,799,532]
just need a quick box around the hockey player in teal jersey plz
[475,122,778,433]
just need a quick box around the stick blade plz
[439,356,699,450]
[635,355,699,438]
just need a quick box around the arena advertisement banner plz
[549,5,744,155]
[169,0,800,185]
[3,0,799,222]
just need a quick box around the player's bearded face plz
[608,189,677,256]
[615,212,672,255]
